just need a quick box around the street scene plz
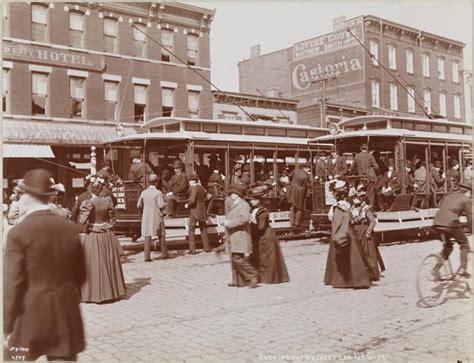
[2,1,473,362]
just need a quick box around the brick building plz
[239,15,466,127]
[212,90,298,124]
[2,1,214,206]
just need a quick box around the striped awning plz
[3,143,55,158]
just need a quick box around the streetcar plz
[309,115,472,241]
[103,117,331,244]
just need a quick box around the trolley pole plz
[312,71,337,129]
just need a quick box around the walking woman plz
[324,180,371,289]
[350,186,385,281]
[249,188,290,284]
[79,176,126,303]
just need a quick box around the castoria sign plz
[289,17,365,97]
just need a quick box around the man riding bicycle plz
[432,181,472,278]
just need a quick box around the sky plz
[186,1,472,92]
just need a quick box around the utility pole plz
[312,70,337,128]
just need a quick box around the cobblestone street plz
[56,238,473,363]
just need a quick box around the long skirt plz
[352,223,385,281]
[324,227,371,289]
[254,228,290,284]
[80,231,126,303]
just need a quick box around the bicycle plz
[416,230,472,307]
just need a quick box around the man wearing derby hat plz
[224,183,258,288]
[137,173,167,261]
[4,169,86,361]
[433,181,472,278]
[350,143,379,206]
[185,173,212,254]
[165,159,189,217]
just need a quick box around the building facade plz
[212,90,298,124]
[2,1,214,206]
[239,15,466,127]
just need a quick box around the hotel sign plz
[289,17,365,98]
[3,41,104,71]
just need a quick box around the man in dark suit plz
[206,162,225,216]
[376,158,401,211]
[185,173,211,254]
[327,147,348,180]
[4,169,85,361]
[433,181,472,278]
[70,174,93,224]
[288,163,310,230]
[165,159,189,217]
[315,152,328,182]
[350,143,379,206]
[129,155,153,187]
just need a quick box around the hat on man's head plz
[319,151,328,157]
[228,183,248,199]
[172,159,184,169]
[148,174,159,182]
[361,143,368,151]
[189,173,199,181]
[23,169,57,197]
[451,159,459,167]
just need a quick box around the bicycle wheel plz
[416,254,451,307]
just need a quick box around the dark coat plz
[433,191,472,232]
[315,159,328,180]
[197,164,211,187]
[169,173,189,198]
[376,170,402,194]
[4,210,85,360]
[251,207,289,284]
[430,166,445,191]
[448,167,461,190]
[350,151,379,182]
[327,155,348,178]
[187,184,208,222]
[129,162,153,184]
[287,168,309,210]
[70,190,92,223]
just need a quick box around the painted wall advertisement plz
[289,17,365,97]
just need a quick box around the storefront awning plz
[3,143,55,158]
[2,119,138,146]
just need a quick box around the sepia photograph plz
[1,0,473,362]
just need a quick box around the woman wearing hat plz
[248,188,289,284]
[350,186,385,281]
[49,182,72,220]
[324,180,371,289]
[79,177,126,303]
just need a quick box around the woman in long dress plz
[324,180,371,289]
[79,178,126,303]
[249,188,289,284]
[350,186,385,281]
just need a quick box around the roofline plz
[140,117,327,131]
[338,115,473,128]
[211,90,299,104]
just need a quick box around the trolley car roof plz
[337,115,474,129]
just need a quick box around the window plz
[407,87,415,113]
[3,68,10,113]
[439,92,447,117]
[32,4,48,42]
[161,29,173,62]
[423,89,432,114]
[422,53,430,77]
[369,41,379,66]
[389,83,398,111]
[134,84,147,122]
[388,46,396,70]
[437,57,445,80]
[453,94,461,119]
[133,24,146,57]
[188,90,199,118]
[162,88,174,116]
[70,77,85,118]
[104,81,118,120]
[452,61,459,83]
[221,111,237,120]
[104,18,118,53]
[69,11,84,48]
[32,72,48,115]
[371,80,380,107]
[187,33,199,66]
[405,49,414,74]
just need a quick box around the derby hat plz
[228,183,248,199]
[148,174,159,182]
[189,173,199,181]
[172,159,184,169]
[23,169,57,196]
